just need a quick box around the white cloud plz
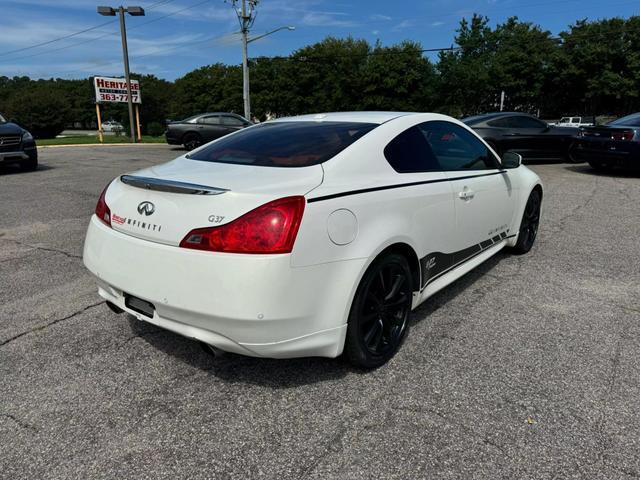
[300,12,357,28]
[369,14,392,21]
[392,19,415,31]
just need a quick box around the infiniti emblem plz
[137,201,155,216]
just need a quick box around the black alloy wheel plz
[512,189,541,254]
[345,253,413,368]
[183,133,202,151]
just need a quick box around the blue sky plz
[0,0,638,80]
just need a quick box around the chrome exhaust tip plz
[200,341,225,358]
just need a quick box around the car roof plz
[198,112,244,117]
[463,112,538,126]
[271,111,416,125]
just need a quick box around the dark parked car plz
[569,113,640,171]
[0,113,37,171]
[165,112,251,150]
[463,112,579,161]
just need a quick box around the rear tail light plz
[95,184,111,227]
[180,196,305,254]
[611,130,635,141]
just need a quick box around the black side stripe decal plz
[419,232,516,291]
[307,171,507,203]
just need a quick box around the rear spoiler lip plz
[120,175,229,195]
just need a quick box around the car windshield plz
[188,121,377,167]
[609,113,640,127]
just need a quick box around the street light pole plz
[98,5,145,143]
[118,6,137,142]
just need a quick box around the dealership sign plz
[94,76,142,104]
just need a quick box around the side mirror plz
[502,151,522,169]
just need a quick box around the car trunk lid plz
[581,126,637,142]
[105,157,323,246]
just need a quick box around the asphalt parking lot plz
[1,145,639,479]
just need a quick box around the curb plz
[38,143,171,149]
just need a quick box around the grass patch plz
[38,135,166,146]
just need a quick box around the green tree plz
[3,81,71,138]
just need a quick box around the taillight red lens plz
[180,196,306,254]
[95,184,111,227]
[612,130,635,141]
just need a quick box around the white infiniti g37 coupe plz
[83,112,542,368]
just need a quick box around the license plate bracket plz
[124,294,155,319]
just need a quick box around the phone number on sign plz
[99,93,139,102]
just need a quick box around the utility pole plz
[98,5,145,143]
[229,1,293,121]
[231,0,258,121]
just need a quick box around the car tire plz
[183,133,202,151]
[344,253,413,369]
[19,156,38,172]
[510,189,541,255]
[588,160,612,172]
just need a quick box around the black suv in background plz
[165,112,251,150]
[0,113,38,171]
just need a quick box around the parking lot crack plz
[591,324,628,470]
[1,238,82,260]
[0,301,104,347]
[544,175,600,239]
[0,413,38,433]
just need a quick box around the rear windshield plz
[188,121,377,167]
[609,113,640,127]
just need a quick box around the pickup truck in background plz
[549,116,595,128]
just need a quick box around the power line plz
[131,31,241,61]
[0,20,116,58]
[0,0,213,64]
[0,0,179,58]
[250,46,461,63]
[23,30,240,79]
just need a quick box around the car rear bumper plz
[83,216,365,358]
[570,141,639,166]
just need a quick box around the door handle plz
[458,189,475,201]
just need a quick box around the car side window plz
[419,121,500,171]
[487,117,514,128]
[511,116,547,129]
[199,116,221,125]
[383,126,441,173]
[221,116,245,127]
